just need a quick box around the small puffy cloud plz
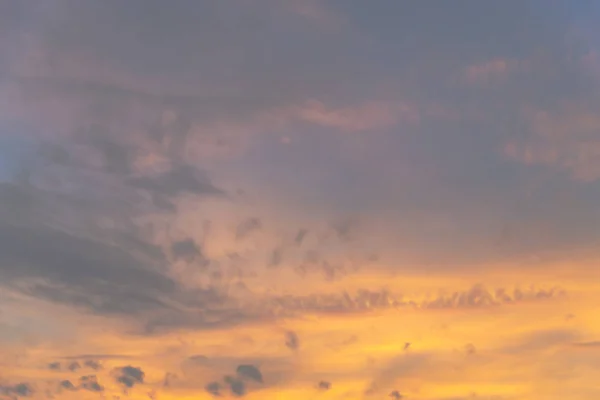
[67,361,81,372]
[317,380,331,391]
[116,366,145,388]
[48,362,61,370]
[294,229,308,245]
[224,376,246,397]
[465,343,477,355]
[171,238,206,264]
[389,390,403,399]
[236,218,262,240]
[79,375,104,392]
[59,380,76,391]
[235,364,263,383]
[84,360,101,370]
[205,381,222,397]
[285,331,300,350]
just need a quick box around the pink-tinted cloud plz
[283,0,344,29]
[505,106,600,181]
[464,58,522,84]
[582,50,600,80]
[294,99,419,132]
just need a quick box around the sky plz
[0,1,600,399]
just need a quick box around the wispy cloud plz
[505,105,600,181]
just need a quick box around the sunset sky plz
[1,1,600,399]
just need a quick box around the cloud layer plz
[1,1,600,400]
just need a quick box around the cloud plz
[365,354,429,396]
[224,376,246,397]
[235,364,263,383]
[116,366,145,388]
[235,218,262,240]
[0,181,240,332]
[128,164,223,200]
[499,329,578,355]
[420,284,565,310]
[284,331,300,350]
[505,105,600,181]
[317,380,331,391]
[48,362,61,370]
[268,248,283,268]
[1,2,600,398]
[464,58,522,84]
[294,229,308,245]
[573,341,600,348]
[294,100,419,132]
[205,381,222,397]
[60,354,131,361]
[389,390,403,399]
[265,284,563,317]
[171,238,207,265]
[58,381,75,391]
[78,375,104,393]
[0,210,178,316]
[67,361,80,372]
[283,0,344,29]
[0,383,33,398]
[84,360,101,370]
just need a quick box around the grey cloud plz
[0,216,178,317]
[129,164,223,198]
[224,376,246,397]
[38,142,73,167]
[78,375,104,393]
[317,381,331,391]
[235,218,261,240]
[10,1,372,110]
[67,361,81,372]
[59,381,76,391]
[268,248,283,268]
[0,383,33,398]
[205,381,222,397]
[235,364,263,383]
[389,390,403,399]
[48,362,61,370]
[84,360,102,370]
[0,181,238,327]
[116,366,145,388]
[420,284,565,310]
[294,229,307,245]
[82,124,134,175]
[284,331,299,350]
[162,373,176,388]
[331,218,358,242]
[171,238,208,266]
